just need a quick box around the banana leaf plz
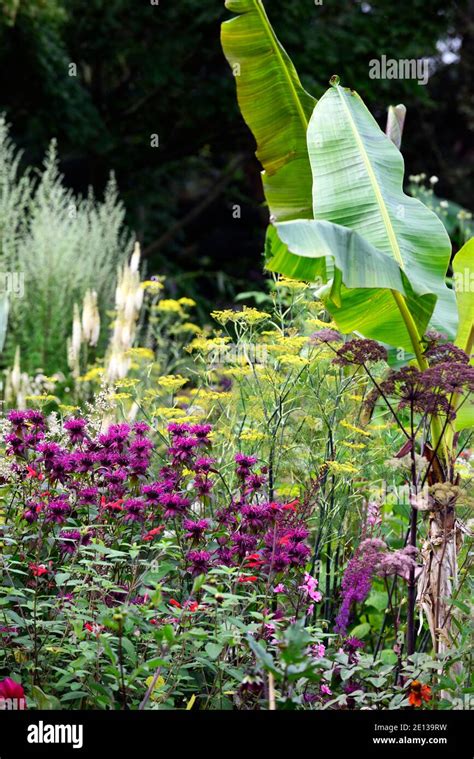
[221,0,316,221]
[267,82,457,352]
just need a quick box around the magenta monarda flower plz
[123,498,146,522]
[0,677,26,708]
[64,417,88,444]
[186,550,212,577]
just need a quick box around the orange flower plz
[408,680,432,707]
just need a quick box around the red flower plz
[283,499,299,512]
[187,601,199,612]
[237,575,258,583]
[0,677,25,704]
[26,466,44,481]
[169,599,181,608]
[29,563,48,577]
[143,526,164,541]
[244,554,265,568]
[84,622,104,635]
[408,680,432,707]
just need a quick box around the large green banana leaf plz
[221,0,316,221]
[453,237,474,431]
[267,83,457,352]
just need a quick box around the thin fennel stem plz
[390,289,446,460]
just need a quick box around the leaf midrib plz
[334,85,405,270]
[254,0,310,133]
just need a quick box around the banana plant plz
[222,1,457,364]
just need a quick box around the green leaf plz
[247,633,279,674]
[221,0,316,221]
[267,83,456,352]
[31,686,61,710]
[350,622,371,639]
[366,590,389,612]
[453,237,474,354]
[205,642,224,660]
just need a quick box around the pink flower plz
[310,643,326,659]
[299,573,322,603]
[273,583,286,594]
[321,684,332,696]
[0,678,26,708]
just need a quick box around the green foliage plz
[0,117,132,374]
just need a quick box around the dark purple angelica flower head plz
[377,545,417,580]
[186,550,212,577]
[183,518,209,541]
[59,529,81,554]
[425,342,469,366]
[46,499,71,524]
[235,453,257,478]
[64,417,88,444]
[194,457,216,473]
[231,532,258,559]
[77,487,99,506]
[160,493,190,519]
[333,339,387,367]
[193,474,213,497]
[123,498,146,522]
[310,329,342,345]
[334,538,386,634]
[133,421,150,437]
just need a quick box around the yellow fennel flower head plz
[240,430,266,442]
[178,297,196,308]
[59,404,80,414]
[152,406,186,419]
[326,460,358,474]
[25,394,57,403]
[141,280,164,293]
[211,306,270,325]
[341,441,366,450]
[278,354,309,367]
[306,317,338,330]
[157,374,188,392]
[108,392,132,401]
[348,394,363,402]
[126,347,155,361]
[156,299,183,314]
[177,322,202,335]
[274,276,308,291]
[77,366,105,383]
[115,378,140,388]
[340,419,371,437]
[276,484,301,498]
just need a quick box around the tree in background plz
[0,0,472,307]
